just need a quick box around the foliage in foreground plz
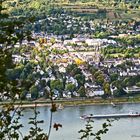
[79,117,114,140]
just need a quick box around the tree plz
[66,83,76,97]
[103,82,111,95]
[30,85,39,99]
[50,80,64,96]
[89,66,98,75]
[66,83,76,92]
[96,75,104,86]
[136,82,140,87]
[66,63,80,76]
[0,0,32,96]
[110,73,118,82]
[94,71,102,79]
[50,37,56,45]
[113,88,126,97]
[74,74,85,87]
[0,1,38,139]
[77,86,86,97]
[122,77,135,87]
[6,65,24,80]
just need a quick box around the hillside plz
[3,0,139,21]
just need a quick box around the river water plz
[20,103,140,140]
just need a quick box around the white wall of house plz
[87,90,104,97]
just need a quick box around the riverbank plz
[1,96,140,108]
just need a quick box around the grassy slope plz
[54,1,140,21]
[5,0,140,21]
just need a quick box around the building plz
[124,86,140,94]
[86,86,104,97]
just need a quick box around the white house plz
[72,38,85,45]
[59,66,66,73]
[12,55,24,63]
[124,86,140,94]
[26,93,31,99]
[85,39,102,47]
[86,87,104,97]
[64,40,73,45]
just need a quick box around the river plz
[20,103,140,140]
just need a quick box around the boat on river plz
[80,112,140,119]
[57,104,64,110]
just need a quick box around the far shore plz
[1,96,140,108]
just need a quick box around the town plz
[1,1,140,140]
[3,18,139,101]
[1,3,140,102]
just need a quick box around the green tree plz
[0,0,32,98]
[74,74,85,87]
[96,75,104,86]
[30,85,39,99]
[50,79,64,97]
[77,86,86,97]
[66,83,76,92]
[136,82,140,87]
[110,73,118,82]
[0,1,34,139]
[66,83,76,97]
[103,82,111,95]
[50,37,56,45]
